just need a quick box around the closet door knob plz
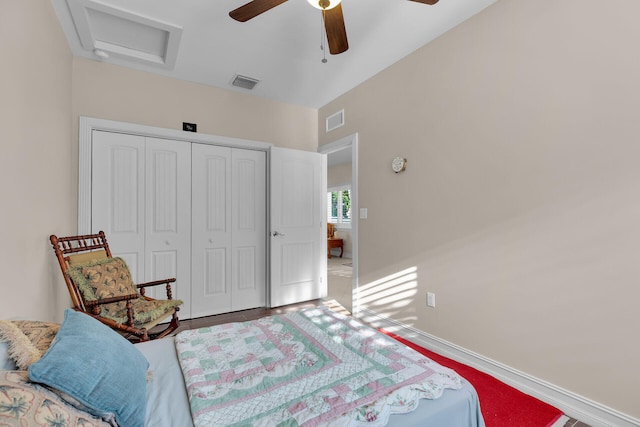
[164,240,170,246]
[209,238,214,243]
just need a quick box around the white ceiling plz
[51,0,496,109]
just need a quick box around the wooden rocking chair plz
[50,231,182,342]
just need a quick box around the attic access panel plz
[66,0,182,69]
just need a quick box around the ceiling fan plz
[229,0,440,55]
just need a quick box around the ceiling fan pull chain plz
[320,13,324,51]
[321,11,328,63]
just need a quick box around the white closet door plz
[231,149,266,311]
[192,144,266,316]
[91,131,145,282]
[92,132,192,316]
[144,137,192,316]
[270,147,326,307]
[191,144,233,317]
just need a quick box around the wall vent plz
[326,109,345,132]
[231,74,260,90]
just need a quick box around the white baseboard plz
[356,308,639,427]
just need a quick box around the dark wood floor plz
[171,298,349,333]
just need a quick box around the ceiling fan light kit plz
[307,0,342,10]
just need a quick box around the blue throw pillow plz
[28,309,149,427]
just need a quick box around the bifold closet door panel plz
[144,137,192,313]
[191,144,267,317]
[91,131,146,283]
[231,149,266,311]
[191,144,233,318]
[92,132,192,317]
[92,130,268,319]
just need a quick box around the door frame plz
[78,116,272,234]
[317,133,359,314]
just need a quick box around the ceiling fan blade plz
[409,0,439,4]
[229,0,288,22]
[323,3,348,55]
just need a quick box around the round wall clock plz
[391,157,407,173]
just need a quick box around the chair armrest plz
[136,278,176,289]
[85,294,140,323]
[136,278,177,300]
[85,293,140,307]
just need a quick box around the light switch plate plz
[360,208,368,219]
[427,292,436,308]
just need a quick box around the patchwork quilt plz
[175,307,462,427]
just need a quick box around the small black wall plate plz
[183,122,197,132]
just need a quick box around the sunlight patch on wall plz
[356,267,418,310]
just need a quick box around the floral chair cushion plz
[67,257,138,303]
[67,257,182,326]
[0,320,59,370]
[0,370,110,427]
[104,297,183,327]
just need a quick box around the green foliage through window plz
[327,187,351,225]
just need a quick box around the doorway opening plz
[318,134,358,314]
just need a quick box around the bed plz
[139,306,485,427]
[0,307,485,427]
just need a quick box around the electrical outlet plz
[427,292,436,308]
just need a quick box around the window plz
[327,185,351,227]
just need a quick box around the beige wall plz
[1,1,317,323]
[328,162,352,188]
[0,0,74,321]
[319,0,640,419]
[71,58,318,152]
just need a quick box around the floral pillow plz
[67,257,138,302]
[0,370,110,426]
[0,320,59,370]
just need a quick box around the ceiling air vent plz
[231,74,260,90]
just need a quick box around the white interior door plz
[91,131,145,282]
[191,144,232,317]
[144,137,191,313]
[231,148,266,311]
[270,147,326,307]
[92,132,192,316]
[191,144,266,317]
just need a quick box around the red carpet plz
[381,330,563,427]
